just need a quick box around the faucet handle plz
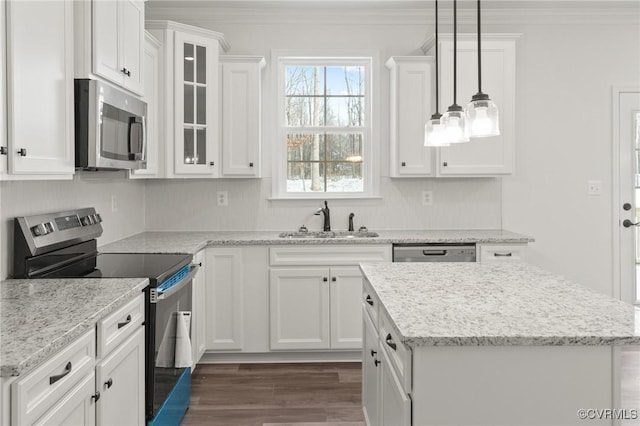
[298,225,308,233]
[358,226,368,233]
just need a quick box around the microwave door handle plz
[140,115,146,162]
[128,117,144,161]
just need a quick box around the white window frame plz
[271,49,380,200]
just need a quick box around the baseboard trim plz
[198,351,363,364]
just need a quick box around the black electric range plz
[13,208,196,424]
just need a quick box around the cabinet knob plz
[365,295,374,306]
[209,161,215,166]
[121,67,131,76]
[0,147,7,155]
[249,162,254,167]
[331,277,336,282]
[17,148,27,157]
[443,161,448,167]
[92,391,101,402]
[105,378,113,389]
[370,349,377,357]
[401,162,406,167]
[323,277,328,282]
[374,359,381,367]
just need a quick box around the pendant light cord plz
[435,0,439,114]
[476,0,482,93]
[453,0,458,105]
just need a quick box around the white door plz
[269,267,330,350]
[119,0,144,94]
[33,373,96,426]
[330,266,363,349]
[616,89,640,304]
[93,0,121,85]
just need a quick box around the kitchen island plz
[360,262,640,426]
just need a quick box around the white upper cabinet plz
[130,31,162,179]
[424,34,518,176]
[3,0,75,179]
[91,0,144,94]
[386,56,436,177]
[220,56,266,178]
[146,21,229,178]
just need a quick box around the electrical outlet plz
[111,195,118,212]
[217,191,228,207]
[422,190,433,206]
[587,180,603,196]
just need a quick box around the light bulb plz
[425,116,450,147]
[466,97,500,138]
[441,108,469,143]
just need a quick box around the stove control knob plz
[92,213,102,223]
[80,215,94,226]
[31,223,51,237]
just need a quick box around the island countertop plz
[359,262,640,347]
[0,277,148,377]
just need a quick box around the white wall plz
[144,3,640,296]
[0,173,145,279]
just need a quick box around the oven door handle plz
[156,264,199,301]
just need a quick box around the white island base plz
[411,345,621,426]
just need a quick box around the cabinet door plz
[192,250,207,364]
[362,311,380,426]
[206,248,244,351]
[330,266,363,349]
[174,32,219,176]
[96,328,145,426]
[387,57,436,177]
[269,268,330,350]
[119,0,144,94]
[220,58,264,177]
[130,32,161,179]
[437,36,516,176]
[380,348,411,426]
[33,373,96,426]
[93,0,122,85]
[5,0,74,176]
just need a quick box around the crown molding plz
[145,19,231,51]
[145,1,640,26]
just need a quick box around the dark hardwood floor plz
[183,350,640,426]
[182,362,366,426]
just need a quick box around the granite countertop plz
[0,278,148,377]
[360,262,640,347]
[100,229,534,254]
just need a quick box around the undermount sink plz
[278,230,379,239]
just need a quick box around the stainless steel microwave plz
[74,79,147,170]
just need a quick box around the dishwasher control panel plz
[392,244,476,262]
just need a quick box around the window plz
[274,54,377,198]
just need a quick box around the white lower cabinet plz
[269,245,391,352]
[95,328,145,426]
[192,249,207,366]
[379,348,411,426]
[477,243,528,263]
[33,372,96,426]
[362,311,380,426]
[6,294,145,425]
[206,248,245,351]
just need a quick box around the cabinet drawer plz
[379,312,411,393]
[362,278,379,329]
[270,245,391,266]
[97,293,145,358]
[478,244,528,263]
[12,329,95,426]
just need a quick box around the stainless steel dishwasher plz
[392,243,476,262]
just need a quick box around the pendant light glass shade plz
[441,105,469,143]
[467,0,500,138]
[425,113,449,146]
[466,94,500,137]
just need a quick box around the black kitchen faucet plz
[315,200,331,231]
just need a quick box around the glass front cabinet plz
[146,21,228,178]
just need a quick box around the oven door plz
[147,264,198,421]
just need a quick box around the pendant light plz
[424,0,448,147]
[466,0,500,137]
[441,0,469,143]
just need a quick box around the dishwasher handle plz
[422,249,447,256]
